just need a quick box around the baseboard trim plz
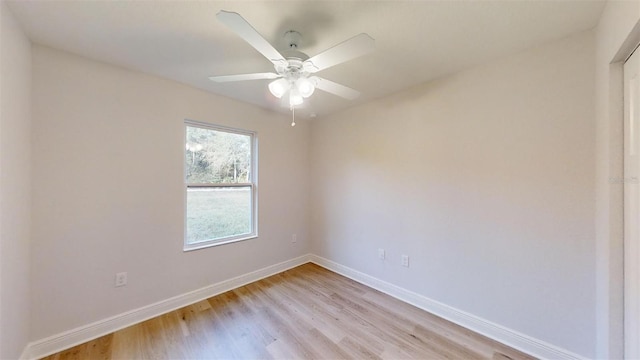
[309,255,587,360]
[22,253,586,360]
[21,254,312,360]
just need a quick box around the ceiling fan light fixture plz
[268,78,290,98]
[296,77,315,98]
[289,88,303,107]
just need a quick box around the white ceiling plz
[7,0,606,118]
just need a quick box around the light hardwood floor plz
[42,263,536,359]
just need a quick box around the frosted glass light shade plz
[289,88,303,106]
[296,77,315,98]
[268,78,289,98]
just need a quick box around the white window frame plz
[183,119,258,251]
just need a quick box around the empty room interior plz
[1,0,640,359]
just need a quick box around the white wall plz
[0,3,32,359]
[594,1,640,358]
[30,45,310,340]
[311,32,596,357]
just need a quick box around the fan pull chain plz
[291,106,296,127]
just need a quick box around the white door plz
[625,46,640,359]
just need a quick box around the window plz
[184,120,257,250]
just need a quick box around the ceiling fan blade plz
[312,77,361,100]
[217,11,286,65]
[209,72,280,82]
[303,33,375,73]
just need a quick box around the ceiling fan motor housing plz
[275,48,313,86]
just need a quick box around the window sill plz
[183,234,258,252]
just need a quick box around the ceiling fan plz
[209,11,375,113]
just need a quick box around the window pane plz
[186,186,252,243]
[185,126,251,184]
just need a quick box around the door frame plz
[624,44,640,360]
[599,19,640,360]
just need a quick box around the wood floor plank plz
[42,336,113,360]
[337,336,382,360]
[207,292,273,359]
[41,263,537,360]
[176,302,225,358]
[239,282,320,359]
[260,274,348,344]
[359,283,525,359]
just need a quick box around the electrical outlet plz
[401,255,409,267]
[378,248,386,260]
[292,234,297,244]
[115,272,127,287]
